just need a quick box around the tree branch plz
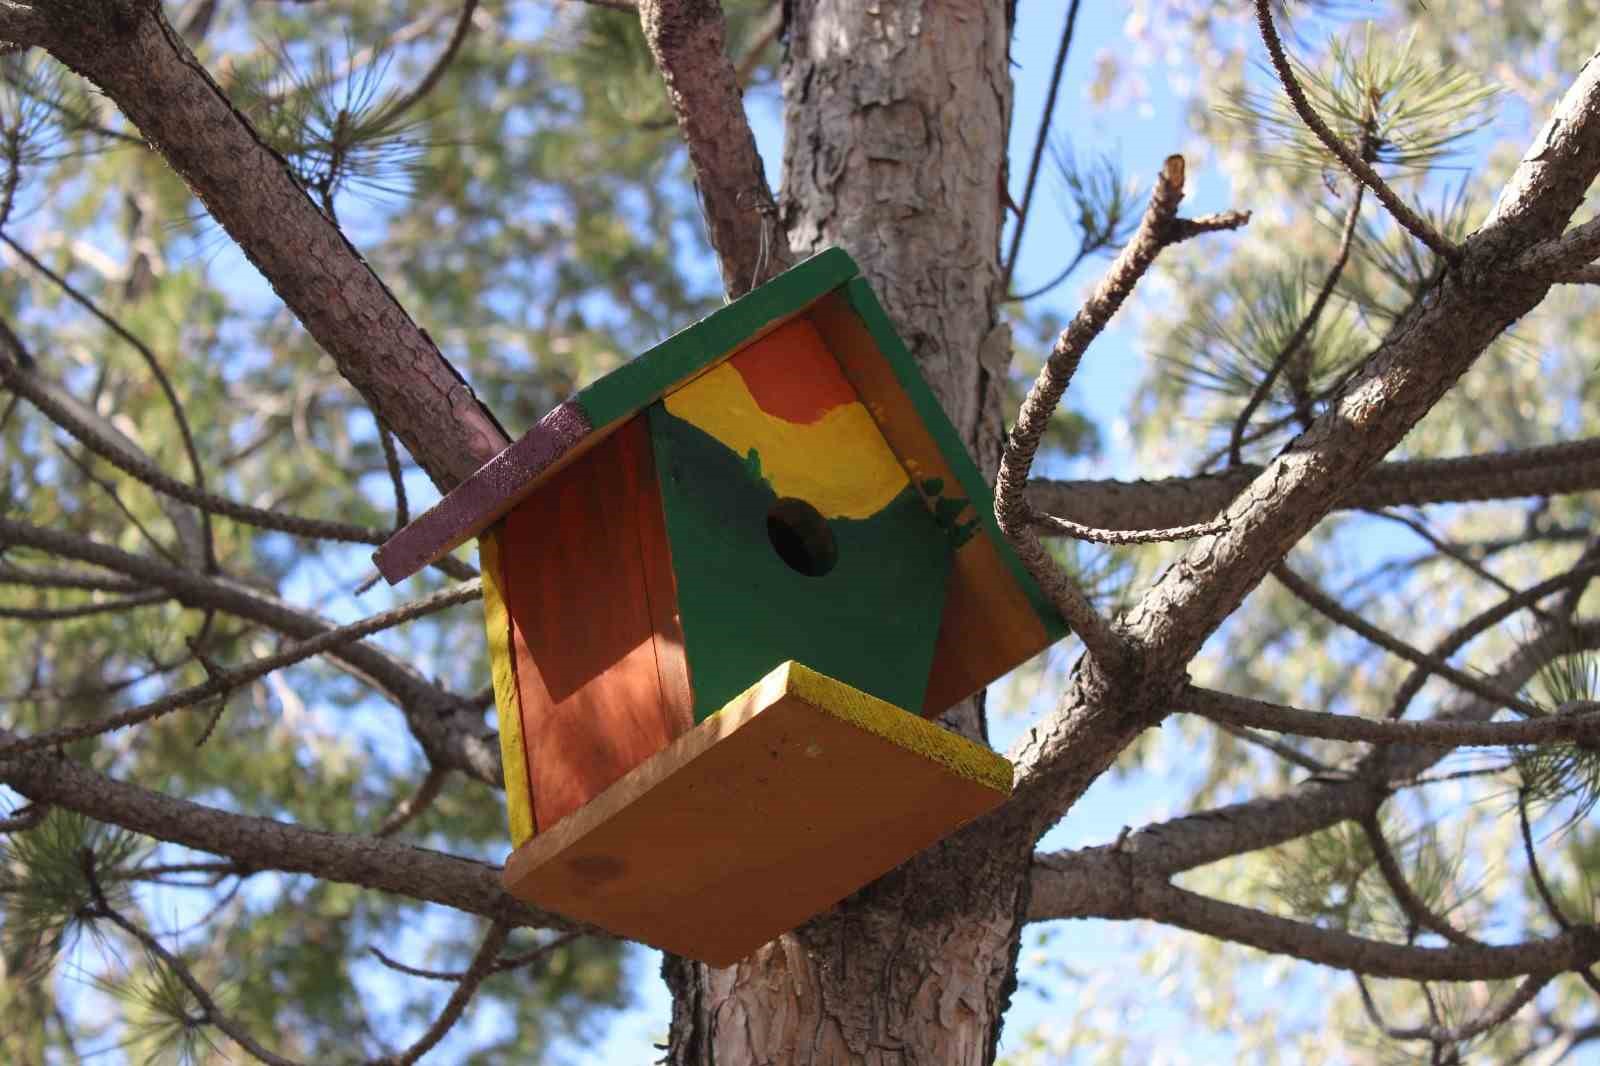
[1229,180,1365,466]
[32,0,507,490]
[1027,438,1600,534]
[637,0,792,296]
[0,728,565,928]
[1272,563,1548,718]
[1183,686,1600,748]
[1027,620,1600,911]
[0,580,481,756]
[0,516,502,782]
[1030,872,1600,982]
[996,156,1228,670]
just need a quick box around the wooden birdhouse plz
[375,249,1065,964]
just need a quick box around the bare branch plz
[1001,0,1083,293]
[637,0,792,296]
[0,580,481,756]
[0,343,389,546]
[1038,873,1600,982]
[1356,971,1553,1044]
[1272,564,1547,718]
[0,589,171,621]
[373,921,509,1066]
[372,0,480,126]
[4,235,218,570]
[1384,558,1600,721]
[1183,686,1600,748]
[1360,812,1481,948]
[375,765,447,837]
[1026,509,1228,545]
[1229,181,1365,466]
[995,155,1244,670]
[0,728,563,926]
[1513,215,1600,278]
[1028,620,1600,909]
[0,516,502,782]
[1028,438,1600,534]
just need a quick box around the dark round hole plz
[766,498,838,577]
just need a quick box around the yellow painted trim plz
[480,530,535,846]
[664,361,907,519]
[780,661,1013,795]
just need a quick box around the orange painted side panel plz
[499,417,692,833]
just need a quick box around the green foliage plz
[0,809,147,974]
[1218,24,1498,173]
[1515,651,1600,823]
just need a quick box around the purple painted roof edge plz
[373,401,593,583]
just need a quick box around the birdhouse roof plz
[374,248,1066,706]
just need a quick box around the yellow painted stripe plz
[664,361,907,520]
[480,530,535,845]
[781,661,1014,795]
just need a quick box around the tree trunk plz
[666,3,1027,1062]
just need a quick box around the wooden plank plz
[499,418,692,833]
[501,661,1012,966]
[806,285,1067,715]
[375,248,860,585]
[633,420,695,741]
[479,529,534,846]
[373,401,592,583]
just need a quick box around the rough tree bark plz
[664,4,1031,1063]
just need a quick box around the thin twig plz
[1272,564,1549,718]
[0,580,481,755]
[1517,789,1600,996]
[377,419,410,531]
[4,234,218,570]
[375,765,446,837]
[995,155,1247,670]
[1183,685,1600,747]
[0,589,170,621]
[1001,0,1082,294]
[370,920,510,1066]
[369,931,581,981]
[1229,180,1365,466]
[1027,507,1227,545]
[79,849,303,1066]
[372,0,480,126]
[0,347,389,545]
[1359,812,1481,948]
[1385,560,1600,721]
[1252,0,1459,263]
[1355,970,1552,1044]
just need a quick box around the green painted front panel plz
[647,403,952,721]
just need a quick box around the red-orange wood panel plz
[500,416,694,833]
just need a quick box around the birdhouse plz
[376,249,1065,964]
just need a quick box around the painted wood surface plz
[498,417,694,832]
[374,400,592,583]
[479,529,534,846]
[373,249,860,584]
[807,285,1068,715]
[500,661,1013,966]
[650,319,952,720]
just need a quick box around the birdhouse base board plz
[500,661,1013,966]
